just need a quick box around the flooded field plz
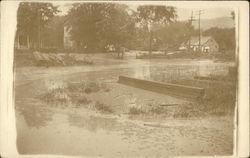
[14,58,236,156]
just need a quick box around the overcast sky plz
[53,2,234,21]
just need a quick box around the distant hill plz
[191,17,235,30]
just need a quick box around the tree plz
[41,16,65,49]
[96,4,135,53]
[156,22,191,51]
[16,2,59,49]
[136,5,177,54]
[66,3,135,53]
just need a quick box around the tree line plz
[16,2,236,53]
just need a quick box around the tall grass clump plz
[201,82,236,115]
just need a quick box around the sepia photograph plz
[0,1,249,158]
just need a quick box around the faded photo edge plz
[0,1,249,158]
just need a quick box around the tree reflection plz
[68,114,119,133]
[18,104,54,128]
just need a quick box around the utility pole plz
[37,9,41,51]
[188,11,195,51]
[196,10,204,52]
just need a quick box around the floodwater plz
[16,95,234,157]
[15,58,234,85]
[15,58,235,156]
[16,108,234,157]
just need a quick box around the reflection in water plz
[134,65,150,80]
[198,64,228,76]
[68,114,119,133]
[149,65,199,82]
[17,105,54,128]
[132,63,230,83]
[44,79,66,91]
[14,60,234,156]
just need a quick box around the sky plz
[52,2,234,21]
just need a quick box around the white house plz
[180,36,219,53]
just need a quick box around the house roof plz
[182,36,214,46]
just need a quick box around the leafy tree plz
[41,16,65,49]
[156,22,191,51]
[136,5,177,54]
[130,25,150,51]
[66,3,135,53]
[96,4,135,51]
[16,2,59,49]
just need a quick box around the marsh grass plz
[41,87,71,105]
[172,78,236,115]
[41,81,110,110]
[128,105,168,116]
[201,83,236,114]
[94,101,113,113]
[67,81,109,94]
[84,82,100,93]
[128,106,145,115]
[75,96,92,107]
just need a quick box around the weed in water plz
[84,82,100,94]
[41,87,70,106]
[75,96,92,107]
[148,106,166,115]
[95,101,113,113]
[100,83,111,92]
[128,106,145,115]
